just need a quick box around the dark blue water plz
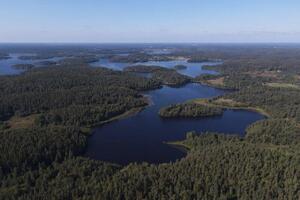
[0,53,64,75]
[86,83,264,165]
[91,58,219,77]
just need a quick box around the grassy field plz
[265,82,300,89]
[205,77,225,86]
[7,114,38,129]
[191,98,270,117]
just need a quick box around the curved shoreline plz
[190,98,270,118]
[85,81,265,165]
[85,60,266,165]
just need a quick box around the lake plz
[90,58,220,77]
[0,53,64,75]
[85,83,265,165]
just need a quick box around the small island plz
[12,64,35,70]
[173,64,187,70]
[58,55,98,65]
[36,61,57,66]
[153,70,190,86]
[159,103,224,118]
[193,74,227,88]
[124,65,167,73]
[109,53,172,63]
[18,55,52,60]
[124,65,190,86]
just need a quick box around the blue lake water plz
[90,58,220,77]
[86,83,265,165]
[0,53,64,75]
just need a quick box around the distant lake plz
[0,52,265,165]
[90,58,220,77]
[85,83,265,165]
[1,54,220,78]
[0,53,64,75]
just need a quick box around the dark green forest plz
[124,65,191,86]
[152,70,190,86]
[0,45,300,199]
[159,103,223,118]
[0,66,161,124]
[1,132,299,200]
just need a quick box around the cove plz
[85,83,265,165]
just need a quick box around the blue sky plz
[0,0,300,43]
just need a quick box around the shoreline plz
[191,98,270,118]
[83,69,270,164]
[164,141,190,152]
[85,106,147,131]
[83,95,153,133]
[192,80,232,90]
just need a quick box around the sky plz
[0,0,300,43]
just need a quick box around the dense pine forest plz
[124,65,191,86]
[159,103,223,118]
[0,45,300,199]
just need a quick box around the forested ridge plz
[0,45,300,199]
[0,66,161,124]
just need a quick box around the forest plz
[12,64,35,70]
[159,103,224,118]
[1,132,299,200]
[0,45,300,199]
[152,70,191,86]
[124,65,191,86]
[108,53,172,63]
[0,65,161,125]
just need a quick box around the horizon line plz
[1,42,300,45]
